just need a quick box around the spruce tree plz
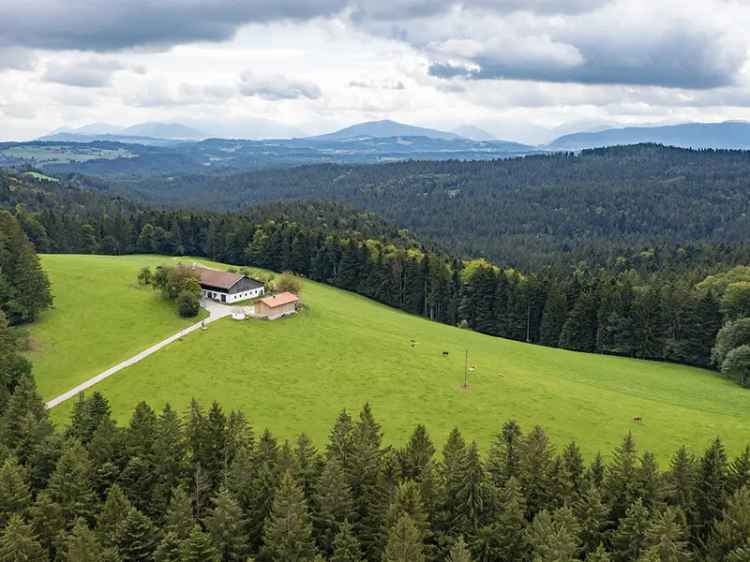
[61,518,119,562]
[519,425,554,519]
[330,520,363,562]
[526,506,581,562]
[486,420,523,487]
[539,286,568,347]
[383,513,425,562]
[153,532,181,562]
[0,514,48,562]
[179,525,219,562]
[446,536,474,562]
[708,485,750,561]
[585,544,612,562]
[605,433,640,521]
[399,424,436,481]
[203,487,248,562]
[47,439,96,522]
[575,485,610,558]
[97,484,133,548]
[28,491,64,561]
[262,470,316,562]
[0,457,31,528]
[612,498,650,562]
[116,507,158,562]
[730,447,750,494]
[694,438,728,545]
[639,507,691,562]
[314,458,354,555]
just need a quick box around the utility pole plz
[464,349,469,388]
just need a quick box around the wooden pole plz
[464,349,469,388]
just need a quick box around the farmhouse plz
[191,265,265,304]
[255,291,299,320]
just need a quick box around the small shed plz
[255,292,299,320]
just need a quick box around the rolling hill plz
[309,119,463,141]
[548,120,750,150]
[32,254,750,460]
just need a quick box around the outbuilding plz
[254,292,299,320]
[191,265,265,304]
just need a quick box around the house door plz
[221,294,226,303]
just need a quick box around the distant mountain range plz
[547,121,750,150]
[452,125,495,141]
[308,119,464,141]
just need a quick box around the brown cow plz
[633,416,642,424]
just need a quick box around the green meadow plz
[32,254,750,460]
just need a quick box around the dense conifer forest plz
[4,168,750,383]
[104,144,750,269]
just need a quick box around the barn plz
[254,292,299,320]
[191,266,265,304]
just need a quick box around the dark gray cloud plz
[0,0,346,52]
[43,59,125,87]
[239,71,321,100]
[429,27,742,89]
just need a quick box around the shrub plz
[275,272,303,294]
[722,345,750,387]
[137,267,152,285]
[176,290,200,318]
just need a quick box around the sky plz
[2,0,750,144]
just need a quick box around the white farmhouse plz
[192,265,265,304]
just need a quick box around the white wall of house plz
[201,286,265,303]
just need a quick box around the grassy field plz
[28,254,207,399]
[33,254,750,460]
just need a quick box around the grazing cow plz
[442,351,449,357]
[633,416,642,424]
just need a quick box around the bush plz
[712,318,750,367]
[137,267,152,285]
[722,345,750,387]
[176,290,200,318]
[275,272,303,294]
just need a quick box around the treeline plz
[109,144,750,270]
[4,169,747,377]
[2,369,750,561]
[0,210,52,325]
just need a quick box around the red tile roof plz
[259,291,299,308]
[191,266,244,290]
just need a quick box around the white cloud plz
[239,71,322,100]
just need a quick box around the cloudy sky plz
[2,0,750,143]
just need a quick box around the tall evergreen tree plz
[262,470,316,562]
[0,514,48,562]
[383,513,425,562]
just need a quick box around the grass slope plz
[36,255,750,460]
[28,254,206,399]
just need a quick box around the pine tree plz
[612,499,650,562]
[575,484,610,557]
[153,532,181,562]
[694,438,729,545]
[639,507,691,562]
[116,507,158,562]
[708,485,750,561]
[526,506,581,562]
[384,481,430,549]
[0,514,48,562]
[519,425,554,519]
[585,544,612,562]
[539,286,568,347]
[262,470,316,562]
[330,520,363,562]
[151,404,187,515]
[559,290,598,352]
[486,476,528,562]
[203,487,248,562]
[446,536,474,562]
[315,458,354,555]
[47,439,96,522]
[97,484,133,547]
[486,420,523,487]
[383,513,425,562]
[399,424,436,481]
[179,525,220,562]
[605,433,640,521]
[27,491,64,561]
[664,447,696,524]
[61,518,119,562]
[730,447,750,494]
[0,457,31,528]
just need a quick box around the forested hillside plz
[5,169,750,381]
[110,144,750,269]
